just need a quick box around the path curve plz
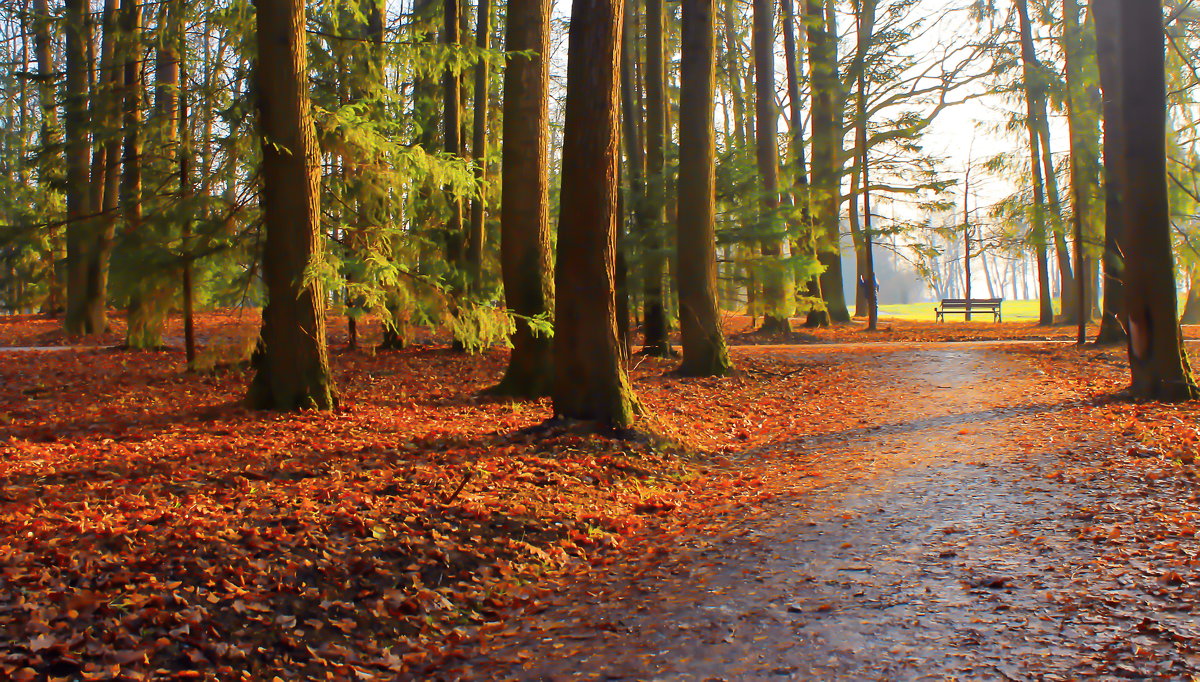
[439,344,1160,680]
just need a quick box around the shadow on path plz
[434,344,1172,681]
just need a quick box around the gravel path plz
[436,344,1177,681]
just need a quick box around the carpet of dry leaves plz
[2,311,1200,680]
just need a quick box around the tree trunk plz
[466,0,490,291]
[1111,1,1195,401]
[780,0,825,328]
[1064,0,1102,343]
[63,0,94,335]
[753,0,790,332]
[125,0,174,350]
[1017,0,1075,322]
[247,0,337,410]
[721,0,748,152]
[493,0,555,398]
[1092,0,1127,345]
[34,0,65,313]
[677,0,732,376]
[1014,0,1054,325]
[854,1,878,331]
[639,0,672,355]
[552,0,639,428]
[180,71,195,369]
[443,0,465,286]
[807,0,849,323]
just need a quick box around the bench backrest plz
[939,299,1003,309]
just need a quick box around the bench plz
[935,298,1003,323]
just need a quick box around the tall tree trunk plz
[247,0,337,410]
[1092,0,1127,345]
[466,0,490,291]
[78,0,123,336]
[753,0,790,332]
[1110,1,1195,401]
[552,0,639,428]
[721,0,748,152]
[854,0,878,330]
[781,0,825,328]
[640,0,672,355]
[1064,0,1102,343]
[493,0,554,398]
[443,0,465,283]
[677,0,732,376]
[63,0,95,334]
[807,0,849,323]
[180,68,195,370]
[34,0,65,313]
[1014,0,1054,325]
[1016,0,1074,322]
[125,0,176,350]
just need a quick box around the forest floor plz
[3,312,1200,679]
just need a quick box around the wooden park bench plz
[935,298,1003,323]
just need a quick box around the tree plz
[807,0,850,324]
[1014,0,1054,325]
[676,0,732,376]
[247,0,337,410]
[779,0,826,328]
[62,0,94,335]
[751,0,790,332]
[1107,0,1196,401]
[466,0,491,291]
[1063,0,1103,343]
[494,0,555,398]
[552,0,639,428]
[33,0,64,313]
[640,0,672,356]
[1092,0,1126,345]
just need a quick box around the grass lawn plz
[878,299,1061,322]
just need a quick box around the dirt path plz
[434,344,1200,681]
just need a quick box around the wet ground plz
[436,344,1200,680]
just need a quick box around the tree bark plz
[493,0,555,398]
[1111,1,1196,401]
[753,0,791,332]
[466,0,490,291]
[34,0,65,313]
[1014,0,1055,325]
[1064,0,1102,343]
[63,0,95,335]
[640,0,672,355]
[807,0,849,323]
[443,0,465,285]
[1092,0,1127,345]
[247,0,337,410]
[677,0,733,376]
[122,0,171,350]
[552,0,639,428]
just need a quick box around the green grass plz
[877,299,1060,322]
